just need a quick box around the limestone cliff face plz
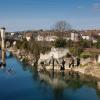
[39,47,69,61]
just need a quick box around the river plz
[0,57,100,100]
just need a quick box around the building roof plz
[25,32,33,37]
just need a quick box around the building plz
[70,32,79,41]
[25,32,33,41]
[82,35,90,40]
[36,35,44,41]
[45,36,58,42]
[11,33,15,36]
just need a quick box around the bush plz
[54,38,66,48]
[79,39,92,48]
[69,47,83,56]
[66,53,71,58]
[40,46,51,54]
[69,47,76,56]
[80,52,92,59]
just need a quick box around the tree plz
[69,46,83,57]
[66,40,73,48]
[96,36,100,48]
[21,41,29,50]
[29,40,40,67]
[79,39,92,48]
[54,20,71,32]
[54,38,66,48]
[80,52,92,59]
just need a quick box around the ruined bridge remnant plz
[0,27,6,66]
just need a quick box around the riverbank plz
[8,47,100,79]
[39,63,100,79]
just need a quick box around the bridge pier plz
[0,27,6,66]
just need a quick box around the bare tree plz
[54,20,71,32]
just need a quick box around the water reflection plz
[21,62,100,100]
[1,57,100,100]
[0,65,16,75]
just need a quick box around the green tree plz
[21,39,29,51]
[96,37,100,48]
[69,47,83,56]
[54,38,66,48]
[79,39,92,48]
[80,52,92,59]
[29,40,40,67]
[16,40,22,49]
[66,40,73,48]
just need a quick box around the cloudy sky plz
[0,0,100,31]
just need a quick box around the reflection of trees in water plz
[96,88,100,97]
[21,63,29,71]
[39,70,100,92]
[21,63,39,81]
[31,65,41,81]
[21,63,100,98]
[53,87,64,100]
[65,71,98,91]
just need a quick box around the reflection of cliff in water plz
[21,63,100,98]
[38,70,100,98]
[38,70,97,89]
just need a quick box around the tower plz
[0,27,6,66]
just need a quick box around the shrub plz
[40,46,51,54]
[80,52,92,59]
[66,53,71,58]
[54,38,66,48]
[69,47,83,56]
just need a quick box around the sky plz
[0,0,100,32]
